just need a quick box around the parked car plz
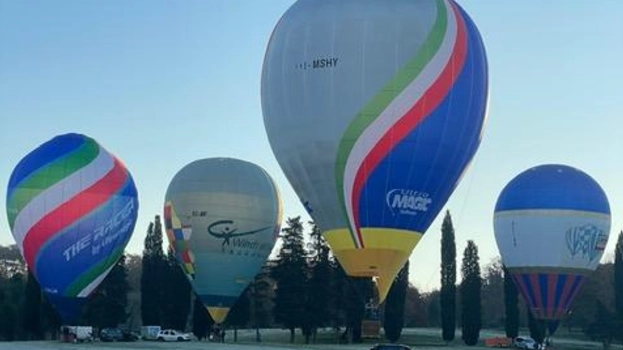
[100,328,124,342]
[370,344,412,350]
[514,336,538,350]
[156,329,192,342]
[121,330,140,341]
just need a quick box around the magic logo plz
[566,224,608,262]
[386,189,432,216]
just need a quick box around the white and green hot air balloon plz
[262,0,488,301]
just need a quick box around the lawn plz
[0,328,619,350]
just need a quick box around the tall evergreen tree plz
[303,222,333,343]
[461,240,481,346]
[271,216,308,343]
[384,261,409,343]
[404,284,427,327]
[161,249,192,330]
[615,231,623,342]
[503,265,519,338]
[83,254,130,329]
[22,270,42,339]
[192,295,212,341]
[227,287,250,341]
[440,210,456,342]
[481,260,505,328]
[584,300,618,349]
[249,269,273,341]
[346,277,373,343]
[40,292,62,339]
[141,216,166,325]
[0,274,22,340]
[527,307,546,344]
[332,261,351,339]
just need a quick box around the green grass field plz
[0,328,620,350]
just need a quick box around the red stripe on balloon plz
[529,274,543,315]
[547,274,557,318]
[23,158,129,268]
[556,274,576,318]
[351,1,469,246]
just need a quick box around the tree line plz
[1,212,622,347]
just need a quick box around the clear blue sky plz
[1,1,622,292]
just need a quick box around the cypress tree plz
[161,249,191,330]
[192,296,212,341]
[141,216,166,325]
[440,211,456,342]
[384,261,409,343]
[503,265,519,338]
[461,240,481,346]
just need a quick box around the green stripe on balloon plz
[334,0,448,244]
[64,243,126,297]
[7,138,100,229]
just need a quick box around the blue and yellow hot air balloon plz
[164,158,282,324]
[261,0,488,301]
[494,164,611,335]
[6,133,138,322]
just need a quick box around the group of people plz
[209,325,226,342]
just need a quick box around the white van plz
[141,325,161,340]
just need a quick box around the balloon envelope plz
[164,158,281,323]
[262,0,488,300]
[6,133,138,322]
[494,164,610,334]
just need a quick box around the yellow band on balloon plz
[325,227,421,251]
[324,228,422,302]
[207,307,230,324]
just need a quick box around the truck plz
[141,325,161,340]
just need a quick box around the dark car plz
[370,344,412,350]
[121,330,139,341]
[100,328,124,342]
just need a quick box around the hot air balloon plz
[494,164,611,335]
[6,133,139,322]
[164,158,282,324]
[261,0,488,301]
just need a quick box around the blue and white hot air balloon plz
[494,164,611,334]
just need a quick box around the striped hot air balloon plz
[6,133,138,322]
[261,0,488,301]
[494,164,611,335]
